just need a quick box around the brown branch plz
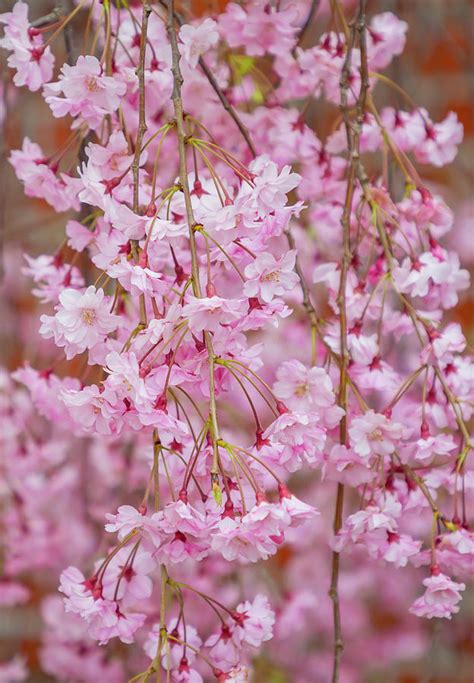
[165,0,222,492]
[284,226,320,365]
[129,1,152,328]
[132,1,151,215]
[31,7,63,29]
[197,56,256,158]
[329,3,368,682]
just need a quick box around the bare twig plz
[329,3,368,682]
[198,56,257,158]
[129,1,152,328]
[165,0,222,492]
[132,1,152,214]
[31,6,63,29]
[284,226,320,365]
[158,1,256,158]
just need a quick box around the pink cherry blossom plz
[414,111,464,167]
[43,55,126,130]
[40,286,120,359]
[232,594,275,648]
[244,251,298,303]
[182,295,242,334]
[349,410,404,459]
[0,1,54,91]
[409,570,465,619]
[180,18,219,68]
[367,12,408,70]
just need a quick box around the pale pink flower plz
[380,108,425,151]
[44,55,126,129]
[88,603,146,645]
[349,410,404,459]
[179,18,219,68]
[273,360,336,413]
[382,532,422,568]
[435,529,474,578]
[393,249,469,310]
[9,138,80,211]
[59,566,98,619]
[211,503,288,562]
[263,411,326,470]
[244,157,300,213]
[84,131,134,180]
[22,253,85,303]
[322,444,375,487]
[205,628,241,672]
[333,496,402,559]
[278,486,319,525]
[6,42,54,92]
[98,546,155,603]
[40,286,120,359]
[411,430,456,464]
[61,384,121,435]
[105,505,161,545]
[244,251,298,303]
[0,1,54,91]
[367,12,408,70]
[429,322,466,363]
[144,619,202,668]
[409,571,465,619]
[218,3,298,58]
[105,351,154,412]
[59,566,145,645]
[154,501,211,564]
[182,295,242,334]
[66,219,95,252]
[414,111,464,167]
[232,594,275,648]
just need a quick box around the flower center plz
[81,308,97,325]
[369,428,384,441]
[294,382,309,397]
[261,270,280,283]
[86,76,99,92]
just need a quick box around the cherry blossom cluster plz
[0,1,472,681]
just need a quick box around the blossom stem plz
[43,0,86,47]
[166,0,222,498]
[330,4,369,679]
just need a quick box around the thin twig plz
[31,6,63,29]
[132,1,152,214]
[158,1,256,158]
[329,3,368,682]
[165,0,222,495]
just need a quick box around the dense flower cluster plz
[0,1,472,682]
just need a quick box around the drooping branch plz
[165,0,222,494]
[132,1,152,215]
[329,2,368,682]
